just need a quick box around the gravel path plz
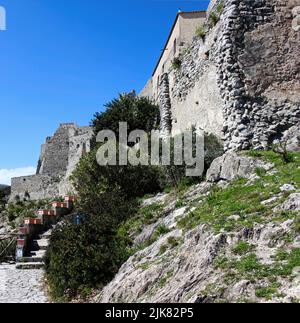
[0,264,48,303]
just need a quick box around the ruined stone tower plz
[10,124,93,201]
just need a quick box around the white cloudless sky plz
[0,167,36,185]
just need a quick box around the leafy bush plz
[4,199,53,224]
[92,92,160,144]
[272,140,294,164]
[45,207,131,300]
[171,57,182,70]
[46,92,164,300]
[159,131,223,189]
[209,12,220,27]
[232,242,255,256]
[72,146,162,202]
[204,133,224,170]
[196,24,207,39]
[216,1,224,15]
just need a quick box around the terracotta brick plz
[19,227,28,235]
[52,202,68,209]
[65,196,76,202]
[17,239,26,247]
[24,218,42,225]
[37,209,55,216]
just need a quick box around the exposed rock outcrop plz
[95,152,300,303]
[206,153,273,183]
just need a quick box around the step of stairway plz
[34,239,49,251]
[18,256,44,263]
[16,262,44,270]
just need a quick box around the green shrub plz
[209,12,220,27]
[204,133,224,170]
[46,92,165,300]
[147,225,170,246]
[92,92,160,145]
[171,57,182,70]
[255,283,281,300]
[4,199,53,225]
[196,24,207,39]
[232,242,255,256]
[45,184,135,300]
[272,140,294,164]
[216,1,224,15]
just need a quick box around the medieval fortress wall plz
[9,0,300,201]
[10,124,93,201]
[142,0,300,150]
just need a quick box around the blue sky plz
[0,0,209,184]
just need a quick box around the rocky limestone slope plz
[96,150,300,303]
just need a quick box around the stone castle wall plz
[215,0,300,150]
[10,175,59,201]
[151,0,300,150]
[10,124,93,202]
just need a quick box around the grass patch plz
[177,151,300,233]
[232,242,255,256]
[159,236,183,255]
[158,271,174,288]
[255,283,281,300]
[138,262,151,271]
[196,24,207,38]
[118,202,164,240]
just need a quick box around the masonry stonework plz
[215,0,300,150]
[142,0,300,150]
[10,124,93,201]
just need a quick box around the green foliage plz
[293,218,300,233]
[92,92,160,143]
[204,133,224,170]
[236,254,261,274]
[158,271,174,288]
[159,131,223,190]
[72,147,162,204]
[255,283,281,300]
[147,225,170,246]
[181,47,191,56]
[45,213,130,301]
[209,12,220,27]
[46,92,165,300]
[118,203,164,241]
[4,199,53,224]
[216,1,224,15]
[175,198,185,209]
[272,140,294,164]
[171,57,182,70]
[178,151,300,233]
[255,167,267,177]
[232,242,255,256]
[195,24,207,39]
[159,236,183,255]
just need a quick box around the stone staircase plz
[15,196,75,270]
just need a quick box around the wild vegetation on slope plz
[45,92,223,301]
[97,151,300,303]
